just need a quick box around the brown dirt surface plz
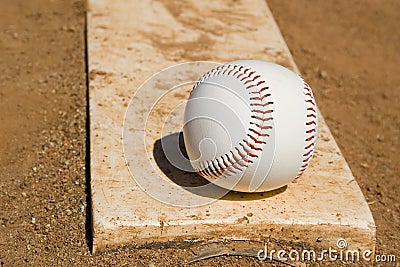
[0,0,398,266]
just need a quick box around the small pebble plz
[319,70,328,79]
[360,162,369,168]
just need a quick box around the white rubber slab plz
[87,0,375,253]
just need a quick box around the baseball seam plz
[190,64,274,179]
[296,78,318,178]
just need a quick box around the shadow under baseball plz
[153,132,287,201]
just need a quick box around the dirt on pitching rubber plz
[0,0,399,266]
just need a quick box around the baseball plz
[183,60,318,192]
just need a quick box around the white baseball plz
[183,60,318,192]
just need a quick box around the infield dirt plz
[0,0,398,266]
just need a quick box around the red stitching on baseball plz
[302,155,312,163]
[198,170,209,177]
[247,134,266,144]
[222,155,240,174]
[303,150,313,157]
[252,109,273,114]
[244,74,259,84]
[305,143,315,149]
[250,101,273,106]
[250,96,267,101]
[231,150,247,168]
[202,165,213,177]
[236,147,253,163]
[242,140,262,152]
[240,76,248,82]
[251,123,273,130]
[237,73,244,80]
[216,159,226,174]
[251,115,273,121]
[191,64,273,178]
[256,81,265,86]
[228,152,238,163]
[295,78,318,178]
[230,68,238,76]
[305,135,315,142]
[209,161,223,176]
[249,128,270,137]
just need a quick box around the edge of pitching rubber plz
[93,220,376,253]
